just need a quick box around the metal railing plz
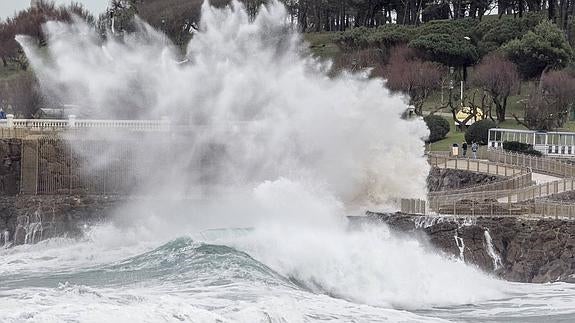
[428,152,529,177]
[429,171,533,197]
[429,177,575,204]
[401,198,575,219]
[400,199,426,215]
[21,138,158,195]
[484,149,575,178]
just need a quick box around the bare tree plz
[136,0,229,46]
[385,45,444,115]
[0,73,44,117]
[471,53,520,122]
[333,48,386,76]
[518,70,575,131]
[0,1,94,69]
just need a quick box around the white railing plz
[0,114,170,131]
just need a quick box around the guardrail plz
[404,149,575,218]
[428,153,529,177]
[429,177,575,204]
[484,149,575,178]
[429,171,533,197]
[401,198,575,219]
[400,199,426,215]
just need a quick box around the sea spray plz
[14,210,44,245]
[454,233,465,262]
[2,230,10,248]
[484,229,503,271]
[13,0,509,312]
[18,0,429,208]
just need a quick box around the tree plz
[409,33,479,68]
[385,46,444,115]
[0,1,94,69]
[0,72,44,117]
[408,20,479,69]
[333,48,386,76]
[472,14,541,56]
[504,20,573,78]
[471,54,520,122]
[519,70,575,130]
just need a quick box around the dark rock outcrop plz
[0,195,123,246]
[427,168,504,192]
[356,213,575,283]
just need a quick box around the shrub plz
[465,119,496,145]
[502,141,543,156]
[424,114,450,143]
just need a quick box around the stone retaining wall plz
[0,139,21,195]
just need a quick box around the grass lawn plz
[426,118,466,152]
[426,117,529,152]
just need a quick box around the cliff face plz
[359,213,575,283]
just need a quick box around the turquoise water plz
[1,226,575,323]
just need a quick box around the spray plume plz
[14,0,507,310]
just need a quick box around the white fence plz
[0,114,170,132]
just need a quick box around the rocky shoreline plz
[0,195,123,246]
[352,213,575,283]
[1,193,574,284]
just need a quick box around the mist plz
[12,1,508,311]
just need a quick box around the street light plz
[460,36,472,104]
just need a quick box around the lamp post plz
[461,36,472,105]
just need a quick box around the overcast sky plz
[1,0,109,20]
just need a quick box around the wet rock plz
[357,213,575,283]
[427,168,505,192]
[0,195,124,247]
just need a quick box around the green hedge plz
[465,119,496,145]
[502,141,543,156]
[424,114,450,143]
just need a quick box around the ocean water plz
[1,220,575,323]
[5,1,575,321]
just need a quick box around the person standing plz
[472,142,479,159]
[462,142,468,157]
